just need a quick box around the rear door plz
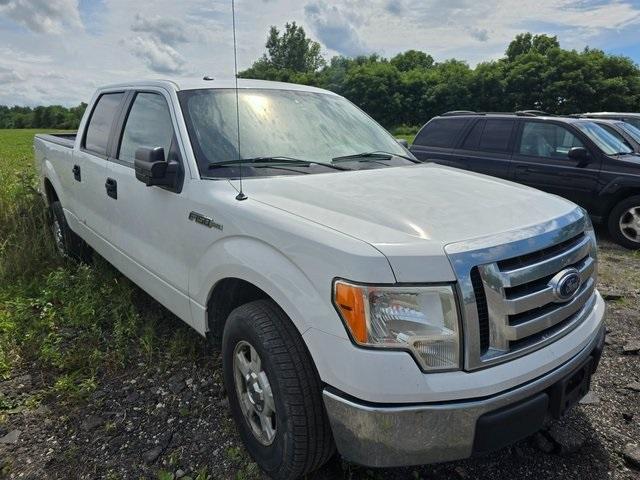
[452,118,516,179]
[510,120,601,209]
[410,117,471,167]
[74,91,125,241]
[105,88,195,322]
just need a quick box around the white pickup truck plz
[35,79,606,479]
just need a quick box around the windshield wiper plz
[332,151,421,163]
[208,156,350,171]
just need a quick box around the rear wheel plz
[222,299,334,479]
[49,201,92,262]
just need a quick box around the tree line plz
[2,26,639,132]
[0,104,87,129]
[240,24,640,130]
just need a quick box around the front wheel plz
[222,300,334,479]
[608,195,640,249]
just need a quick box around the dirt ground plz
[1,232,639,480]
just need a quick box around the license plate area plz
[548,356,594,418]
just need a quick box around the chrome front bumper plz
[323,323,605,468]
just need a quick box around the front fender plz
[190,235,343,340]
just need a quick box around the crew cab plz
[411,111,640,249]
[35,80,605,480]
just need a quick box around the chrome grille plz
[445,208,598,370]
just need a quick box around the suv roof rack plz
[440,110,479,117]
[515,110,556,117]
[440,110,557,118]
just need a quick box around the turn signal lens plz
[334,281,367,343]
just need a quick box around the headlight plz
[332,280,461,371]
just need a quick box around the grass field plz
[0,129,200,396]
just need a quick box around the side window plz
[462,119,515,153]
[518,122,584,160]
[478,119,514,152]
[625,118,640,129]
[118,92,174,164]
[84,92,124,156]
[414,118,469,148]
[600,124,632,149]
[461,120,484,149]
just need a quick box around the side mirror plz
[396,138,409,148]
[134,147,179,190]
[568,147,589,166]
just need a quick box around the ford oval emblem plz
[549,269,581,302]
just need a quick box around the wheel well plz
[43,178,59,205]
[207,278,270,340]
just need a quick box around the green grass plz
[0,129,200,399]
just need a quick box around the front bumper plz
[323,323,605,468]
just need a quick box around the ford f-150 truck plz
[35,79,606,480]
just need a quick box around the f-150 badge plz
[189,211,223,231]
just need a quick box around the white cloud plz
[131,13,190,46]
[127,36,187,74]
[304,1,370,57]
[0,0,639,105]
[0,0,82,34]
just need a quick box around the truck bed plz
[35,132,77,149]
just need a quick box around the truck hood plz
[245,163,578,281]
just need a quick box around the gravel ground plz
[1,234,639,480]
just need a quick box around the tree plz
[506,33,559,61]
[239,22,325,80]
[390,50,434,72]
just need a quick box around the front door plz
[105,90,195,325]
[511,120,601,210]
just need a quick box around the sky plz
[1,0,640,106]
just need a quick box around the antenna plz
[231,0,247,201]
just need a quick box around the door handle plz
[72,165,81,181]
[105,178,117,199]
[516,165,541,174]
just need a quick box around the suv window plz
[462,119,514,152]
[84,92,124,156]
[414,118,469,148]
[518,122,584,160]
[119,92,174,164]
[599,124,633,149]
[624,118,640,129]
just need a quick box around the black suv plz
[410,111,640,248]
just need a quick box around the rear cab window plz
[83,92,125,157]
[413,117,470,149]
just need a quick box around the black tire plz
[222,299,334,479]
[49,201,92,262]
[607,195,640,249]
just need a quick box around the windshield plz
[619,122,640,144]
[178,88,407,177]
[574,121,633,155]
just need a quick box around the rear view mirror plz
[568,147,589,166]
[134,147,179,190]
[396,138,409,148]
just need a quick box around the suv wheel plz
[608,195,640,249]
[222,299,334,479]
[49,201,92,262]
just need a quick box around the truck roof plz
[99,78,337,95]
